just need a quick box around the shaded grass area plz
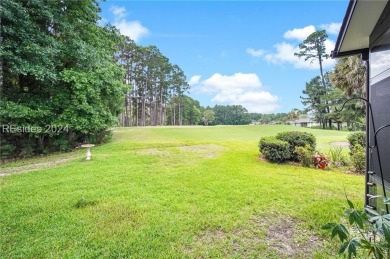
[0,125,363,257]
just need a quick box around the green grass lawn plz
[0,125,364,258]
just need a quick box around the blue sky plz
[99,0,349,113]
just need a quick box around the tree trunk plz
[170,104,173,126]
[129,95,132,127]
[318,52,332,129]
[37,135,45,152]
[173,103,176,126]
[153,86,157,126]
[178,96,182,126]
[136,92,139,126]
[318,54,326,89]
[178,103,180,126]
[125,97,129,126]
[149,97,153,126]
[154,99,157,126]
[141,94,146,127]
[159,88,163,126]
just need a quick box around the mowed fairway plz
[0,125,364,258]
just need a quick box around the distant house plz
[288,118,318,127]
[288,119,350,129]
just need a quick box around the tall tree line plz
[117,37,189,127]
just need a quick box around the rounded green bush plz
[276,131,316,161]
[347,131,366,149]
[350,144,365,173]
[295,145,314,167]
[259,137,291,163]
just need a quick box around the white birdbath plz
[81,144,95,161]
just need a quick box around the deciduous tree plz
[203,109,215,126]
[1,0,125,157]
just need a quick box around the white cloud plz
[114,20,149,42]
[192,73,279,113]
[110,6,149,42]
[324,39,336,56]
[202,73,261,91]
[283,25,316,41]
[246,48,266,57]
[263,24,337,70]
[188,75,202,85]
[110,6,126,19]
[264,40,336,70]
[320,22,341,35]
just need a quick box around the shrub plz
[295,145,314,167]
[350,144,365,173]
[276,131,316,160]
[309,126,338,130]
[327,147,348,167]
[49,135,71,152]
[259,137,291,163]
[0,143,16,159]
[86,129,114,144]
[323,197,390,258]
[347,131,365,150]
[313,152,329,169]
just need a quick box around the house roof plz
[331,0,388,59]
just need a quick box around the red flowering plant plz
[313,152,329,169]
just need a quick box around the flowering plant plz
[313,152,329,169]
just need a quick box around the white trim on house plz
[287,118,319,127]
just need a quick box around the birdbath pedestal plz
[81,144,95,161]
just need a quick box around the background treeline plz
[0,0,366,159]
[0,0,200,158]
[248,112,290,125]
[0,0,256,159]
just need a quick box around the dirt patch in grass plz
[179,144,223,159]
[0,158,75,177]
[139,144,224,159]
[185,214,324,258]
[261,216,324,257]
[138,148,173,157]
[194,229,229,245]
